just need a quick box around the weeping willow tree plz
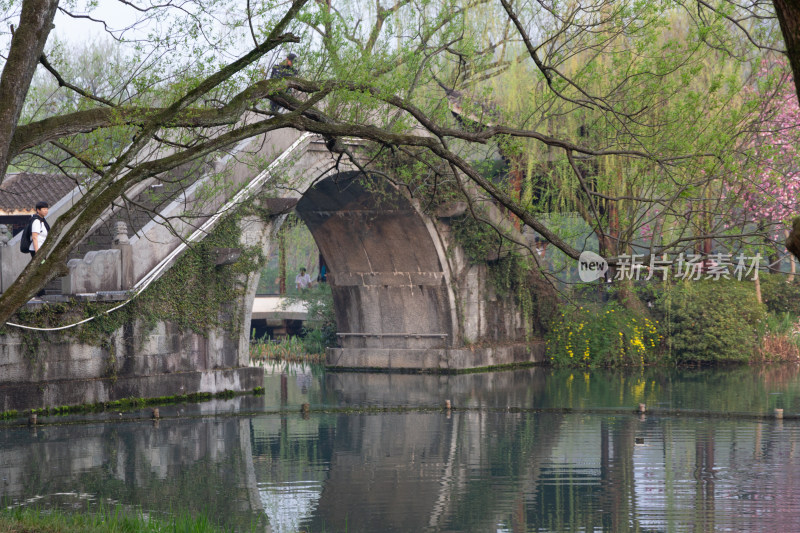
[458,5,770,257]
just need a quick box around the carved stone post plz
[0,224,11,247]
[0,224,10,291]
[113,221,134,290]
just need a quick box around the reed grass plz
[250,334,325,363]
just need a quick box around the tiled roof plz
[0,172,77,215]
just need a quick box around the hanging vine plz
[449,214,552,335]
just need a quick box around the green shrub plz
[546,302,662,367]
[656,279,765,363]
[301,327,333,355]
[759,273,800,315]
[294,283,338,352]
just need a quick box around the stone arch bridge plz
[0,129,545,410]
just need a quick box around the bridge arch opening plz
[244,163,544,371]
[292,171,456,366]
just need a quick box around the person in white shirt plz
[29,201,49,257]
[295,267,312,290]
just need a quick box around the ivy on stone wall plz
[450,215,553,335]
[132,212,264,335]
[450,215,505,262]
[7,206,266,357]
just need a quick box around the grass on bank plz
[757,311,800,362]
[250,334,325,363]
[0,505,241,533]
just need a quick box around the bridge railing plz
[0,128,317,297]
[127,130,315,295]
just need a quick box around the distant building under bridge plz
[250,295,309,339]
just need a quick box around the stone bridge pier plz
[246,171,546,371]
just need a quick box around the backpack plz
[19,215,49,253]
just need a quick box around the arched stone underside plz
[296,171,452,368]
[294,171,546,371]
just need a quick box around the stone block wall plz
[434,220,536,348]
[0,318,262,412]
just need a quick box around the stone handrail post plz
[0,224,11,292]
[113,221,133,290]
[0,224,11,247]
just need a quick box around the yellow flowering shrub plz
[546,303,663,367]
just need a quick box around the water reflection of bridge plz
[2,369,800,531]
[248,368,565,532]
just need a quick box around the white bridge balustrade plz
[37,129,329,297]
[0,128,331,295]
[60,221,131,294]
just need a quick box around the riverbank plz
[252,274,800,369]
[0,506,236,533]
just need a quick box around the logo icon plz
[578,251,608,282]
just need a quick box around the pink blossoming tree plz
[740,60,800,276]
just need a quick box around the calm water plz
[3,364,800,531]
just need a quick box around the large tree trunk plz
[787,217,800,262]
[775,0,800,104]
[0,0,59,182]
[775,1,800,262]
